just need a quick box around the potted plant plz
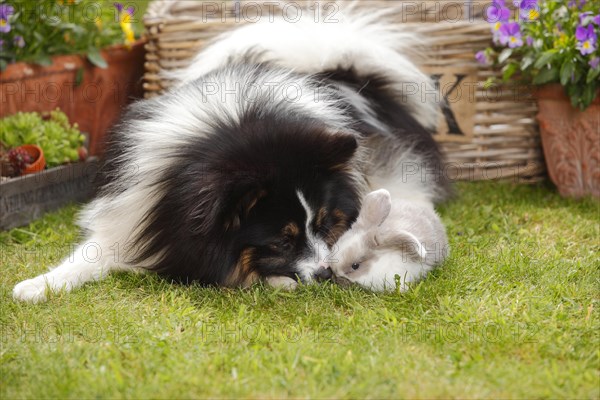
[477,0,599,198]
[0,0,146,156]
[0,109,99,230]
[3,144,46,176]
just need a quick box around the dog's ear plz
[355,189,392,229]
[315,132,358,171]
[189,178,268,234]
[225,187,268,231]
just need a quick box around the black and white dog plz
[13,8,451,302]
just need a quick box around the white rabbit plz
[328,189,449,292]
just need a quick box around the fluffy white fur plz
[330,189,449,292]
[169,9,438,130]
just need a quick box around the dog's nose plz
[315,266,333,281]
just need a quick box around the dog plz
[13,6,451,302]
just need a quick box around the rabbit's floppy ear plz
[375,228,427,261]
[356,189,392,229]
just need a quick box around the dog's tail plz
[167,4,438,130]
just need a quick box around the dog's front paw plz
[265,276,298,290]
[13,277,50,303]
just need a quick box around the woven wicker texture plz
[143,0,544,182]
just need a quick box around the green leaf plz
[502,63,518,81]
[483,77,497,89]
[567,84,580,101]
[532,68,558,85]
[534,50,557,70]
[33,31,44,42]
[559,62,574,86]
[34,54,53,67]
[2,130,18,147]
[75,68,84,87]
[62,23,86,35]
[498,48,513,64]
[581,85,596,110]
[521,55,535,71]
[587,68,600,84]
[87,49,107,69]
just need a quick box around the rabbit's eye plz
[351,262,360,270]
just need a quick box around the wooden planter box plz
[0,158,99,230]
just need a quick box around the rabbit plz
[326,189,449,292]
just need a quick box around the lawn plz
[1,181,598,399]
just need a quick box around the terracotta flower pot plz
[0,39,146,156]
[19,144,46,175]
[535,84,600,199]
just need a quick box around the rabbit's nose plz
[315,265,333,281]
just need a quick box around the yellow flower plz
[528,9,539,20]
[553,32,569,49]
[95,16,102,30]
[120,21,135,46]
[120,12,132,25]
[115,4,136,47]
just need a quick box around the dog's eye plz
[351,262,360,270]
[270,237,293,252]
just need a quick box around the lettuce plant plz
[0,109,85,167]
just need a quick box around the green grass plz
[1,181,599,399]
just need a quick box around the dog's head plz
[212,117,363,285]
[141,114,363,286]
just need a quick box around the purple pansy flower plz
[593,15,600,25]
[526,36,534,46]
[576,24,597,55]
[114,2,134,17]
[522,0,540,21]
[580,11,593,24]
[475,50,491,65]
[114,2,134,20]
[499,22,524,48]
[568,0,586,8]
[490,21,505,44]
[487,0,510,22]
[514,0,539,21]
[0,4,14,33]
[13,35,25,48]
[590,57,600,70]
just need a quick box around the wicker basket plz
[143,0,544,182]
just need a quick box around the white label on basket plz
[423,66,478,142]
